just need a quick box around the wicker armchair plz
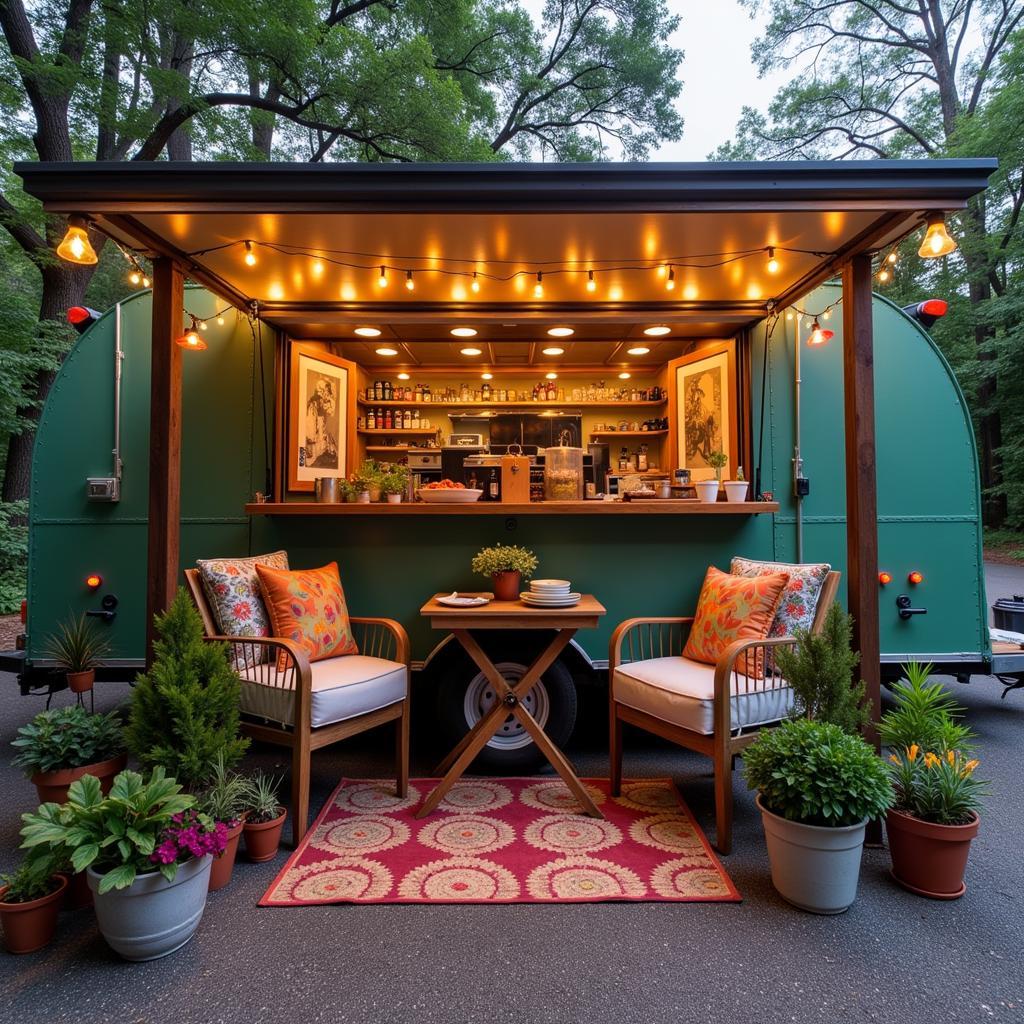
[608,571,840,854]
[184,568,410,846]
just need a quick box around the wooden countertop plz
[246,500,779,516]
[421,593,606,630]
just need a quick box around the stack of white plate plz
[520,579,581,607]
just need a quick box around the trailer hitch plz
[896,595,927,620]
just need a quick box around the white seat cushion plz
[239,655,406,729]
[613,656,791,736]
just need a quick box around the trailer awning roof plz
[17,159,995,341]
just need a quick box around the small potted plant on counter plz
[200,752,249,892]
[12,705,127,804]
[881,663,986,899]
[340,478,363,503]
[380,463,410,504]
[355,458,385,502]
[241,771,287,862]
[0,853,67,954]
[696,451,728,503]
[471,543,539,601]
[43,613,111,694]
[723,465,750,503]
[20,768,226,961]
[744,718,893,914]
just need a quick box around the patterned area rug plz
[260,778,740,905]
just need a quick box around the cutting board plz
[501,455,531,503]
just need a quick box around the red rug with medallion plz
[259,778,740,906]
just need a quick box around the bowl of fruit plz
[417,479,484,503]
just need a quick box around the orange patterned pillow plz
[255,562,358,665]
[682,565,790,674]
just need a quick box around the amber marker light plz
[56,216,97,265]
[878,571,892,586]
[919,214,957,258]
[908,570,924,585]
[86,573,103,590]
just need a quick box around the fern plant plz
[125,588,248,789]
[879,662,974,754]
[774,602,868,735]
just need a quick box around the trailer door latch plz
[896,595,927,620]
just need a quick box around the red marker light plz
[920,299,948,319]
[86,573,103,590]
[67,306,90,325]
[908,570,924,585]
[878,571,892,586]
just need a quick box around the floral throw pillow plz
[682,565,790,676]
[255,561,359,665]
[196,551,289,650]
[730,557,831,638]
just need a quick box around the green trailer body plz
[18,282,997,688]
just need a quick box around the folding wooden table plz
[416,594,607,819]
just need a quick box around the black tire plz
[429,632,578,774]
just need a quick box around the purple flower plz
[150,839,179,865]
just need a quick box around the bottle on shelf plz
[637,444,649,473]
[488,469,500,501]
[411,408,421,429]
[374,380,384,401]
[402,409,411,429]
[618,447,630,472]
[482,381,492,402]
[384,380,393,401]
[367,408,376,430]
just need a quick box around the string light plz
[142,275,151,288]
[377,265,388,288]
[471,272,480,293]
[766,247,779,274]
[807,320,834,347]
[586,270,596,292]
[534,272,544,298]
[878,267,890,283]
[665,266,675,291]
[405,271,415,291]
[244,241,256,266]
[919,213,957,258]
[175,315,207,351]
[198,320,208,331]
[129,267,142,286]
[216,316,225,326]
[56,216,97,265]
[887,251,898,264]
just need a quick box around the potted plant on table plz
[471,543,539,602]
[0,853,67,954]
[12,705,127,804]
[696,450,728,503]
[20,768,226,961]
[881,662,986,899]
[43,613,111,694]
[744,719,894,914]
[380,463,410,504]
[199,752,249,892]
[240,770,287,862]
[355,458,385,502]
[340,478,363,503]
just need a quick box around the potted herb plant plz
[723,464,749,503]
[340,479,362,503]
[241,771,287,862]
[380,463,409,503]
[0,854,67,954]
[355,458,385,502]
[20,768,226,961]
[744,719,894,914]
[200,752,249,892]
[881,663,986,899]
[43,613,111,693]
[12,705,127,804]
[696,451,727,503]
[471,543,539,601]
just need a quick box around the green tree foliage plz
[125,589,248,789]
[718,1,1024,526]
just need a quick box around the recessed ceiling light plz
[545,372,558,380]
[618,372,631,379]
[375,347,398,356]
[627,346,651,355]
[460,347,482,356]
[542,347,564,356]
[397,372,410,380]
[355,326,381,337]
[547,327,574,337]
[450,327,478,337]
[643,326,672,337]
[481,372,493,380]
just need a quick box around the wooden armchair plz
[184,568,410,846]
[608,571,840,854]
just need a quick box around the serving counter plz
[246,500,779,516]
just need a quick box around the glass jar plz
[544,446,584,501]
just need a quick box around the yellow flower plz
[889,754,900,764]
[946,749,956,765]
[923,752,940,768]
[963,759,980,776]
[907,743,919,762]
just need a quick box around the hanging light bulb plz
[534,272,544,298]
[56,216,97,265]
[665,266,675,291]
[405,270,415,292]
[471,272,480,293]
[378,265,388,288]
[919,213,957,258]
[887,251,898,265]
[175,316,207,351]
[128,264,142,286]
[878,267,890,283]
[586,269,596,293]
[198,320,208,331]
[216,315,225,326]
[657,264,668,278]
[142,275,151,288]
[244,241,256,267]
[807,320,834,347]
[766,247,780,274]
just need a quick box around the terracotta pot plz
[60,870,94,911]
[243,808,287,862]
[208,819,245,892]
[887,808,979,899]
[491,571,521,602]
[66,669,95,693]
[0,874,67,954]
[31,752,128,805]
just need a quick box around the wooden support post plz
[146,257,185,662]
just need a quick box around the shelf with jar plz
[358,428,437,436]
[590,430,668,438]
[358,381,668,406]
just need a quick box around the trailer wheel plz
[430,637,577,774]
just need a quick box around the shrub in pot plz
[20,768,227,961]
[0,854,67,954]
[471,543,539,602]
[12,705,126,804]
[43,613,111,694]
[380,463,409,504]
[241,770,287,862]
[744,719,894,914]
[200,752,249,892]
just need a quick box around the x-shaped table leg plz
[417,628,603,819]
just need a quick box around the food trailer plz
[12,159,1020,772]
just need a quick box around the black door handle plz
[896,595,927,620]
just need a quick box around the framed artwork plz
[668,343,738,482]
[287,343,357,493]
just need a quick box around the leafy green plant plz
[198,751,248,826]
[879,662,974,754]
[19,768,195,894]
[744,719,894,827]
[706,450,728,481]
[352,458,385,490]
[887,746,986,826]
[339,479,364,501]
[775,602,869,735]
[125,588,248,789]
[240,770,284,825]
[0,500,29,615]
[43,613,111,673]
[471,543,539,579]
[11,705,125,776]
[0,852,63,904]
[379,462,410,495]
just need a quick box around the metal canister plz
[314,477,340,503]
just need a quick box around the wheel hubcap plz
[463,662,550,751]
